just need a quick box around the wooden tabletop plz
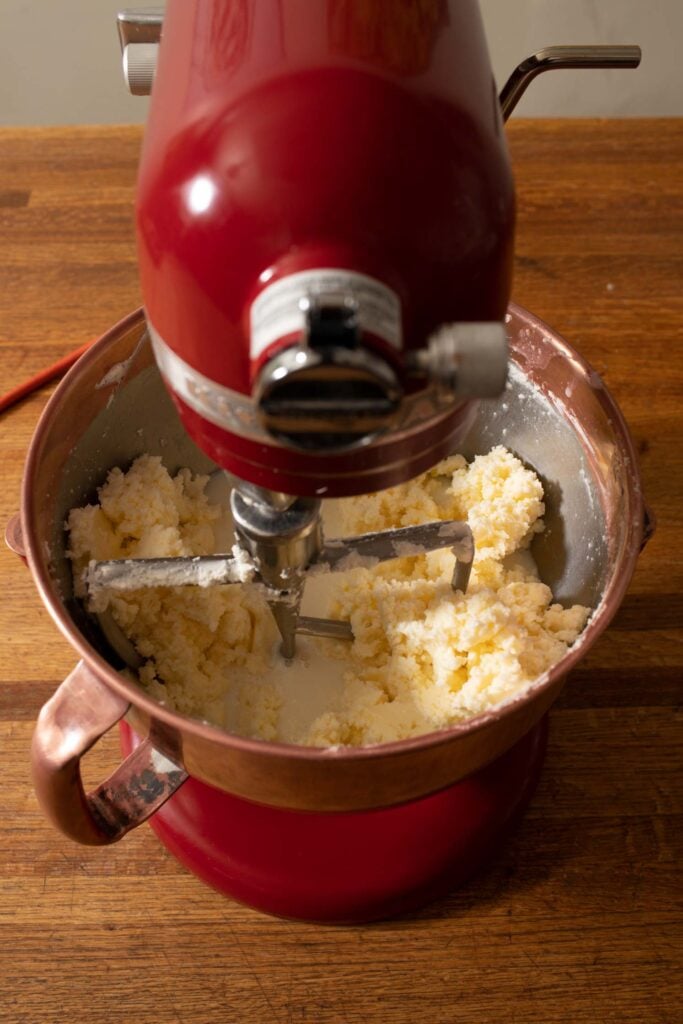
[0,120,681,1024]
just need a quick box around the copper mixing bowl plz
[17,305,650,845]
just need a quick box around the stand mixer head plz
[107,1,640,658]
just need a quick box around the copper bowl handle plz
[5,512,26,562]
[31,661,188,845]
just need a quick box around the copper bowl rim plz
[22,303,644,763]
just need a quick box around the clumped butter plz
[67,448,590,747]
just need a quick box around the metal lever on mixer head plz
[499,45,642,121]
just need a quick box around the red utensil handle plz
[0,339,93,415]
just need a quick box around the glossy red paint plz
[121,718,546,922]
[169,390,478,496]
[136,0,515,492]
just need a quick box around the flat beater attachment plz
[86,491,475,659]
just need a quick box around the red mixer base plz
[120,719,547,923]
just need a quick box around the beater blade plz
[85,550,257,593]
[86,521,474,597]
[85,519,475,657]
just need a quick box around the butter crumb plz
[66,449,590,747]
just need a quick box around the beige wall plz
[1,0,680,125]
[482,0,682,117]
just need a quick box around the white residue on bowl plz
[95,356,134,390]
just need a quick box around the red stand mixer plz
[18,1,647,922]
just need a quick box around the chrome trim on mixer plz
[148,321,282,443]
[147,320,470,450]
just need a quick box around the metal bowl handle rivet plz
[31,661,188,845]
[5,512,26,560]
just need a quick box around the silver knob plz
[431,322,508,398]
[122,43,157,95]
[409,323,508,399]
[117,8,163,95]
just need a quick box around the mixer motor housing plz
[135,0,515,497]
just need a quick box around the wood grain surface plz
[0,121,681,1024]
